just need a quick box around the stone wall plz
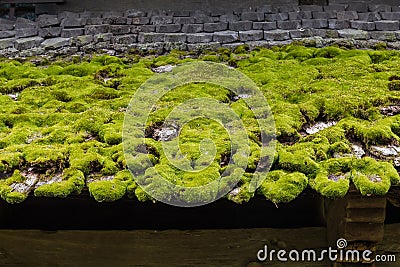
[2,2,400,57]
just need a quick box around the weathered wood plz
[324,185,388,267]
[0,224,399,267]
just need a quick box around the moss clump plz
[0,170,28,204]
[34,168,85,198]
[277,149,319,176]
[88,170,132,202]
[259,170,308,204]
[350,157,399,196]
[310,158,352,198]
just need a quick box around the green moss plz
[2,47,400,203]
[34,168,85,198]
[277,149,319,176]
[310,158,352,198]
[259,170,308,203]
[88,179,126,202]
[0,170,28,204]
[350,157,399,196]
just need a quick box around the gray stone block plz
[15,28,38,38]
[238,30,263,41]
[39,27,62,38]
[125,9,146,18]
[140,25,156,32]
[0,38,14,49]
[328,19,350,29]
[194,15,214,24]
[156,24,181,33]
[15,18,36,29]
[181,24,203,33]
[14,36,44,50]
[380,12,400,20]
[0,31,15,39]
[61,18,86,28]
[204,22,228,32]
[312,11,336,19]
[213,31,238,43]
[41,37,70,49]
[369,5,391,12]
[289,11,312,20]
[173,17,195,24]
[187,33,213,43]
[58,11,79,20]
[37,15,60,27]
[79,11,101,19]
[257,5,278,14]
[347,2,368,13]
[337,29,368,40]
[375,21,399,31]
[0,19,14,31]
[219,14,239,23]
[187,42,220,51]
[86,18,104,25]
[229,21,252,31]
[337,11,358,20]
[264,14,278,22]
[84,25,109,35]
[253,22,277,30]
[325,29,339,38]
[300,5,323,12]
[277,20,301,30]
[357,12,381,22]
[164,33,187,42]
[151,16,173,25]
[61,28,84,38]
[112,34,137,44]
[350,21,375,31]
[109,25,131,35]
[277,13,289,21]
[71,35,93,46]
[393,6,400,12]
[103,17,128,25]
[94,33,113,42]
[302,19,328,29]
[369,31,396,41]
[138,32,165,43]
[241,12,264,21]
[323,4,347,12]
[263,29,290,41]
[131,17,150,25]
[289,28,315,38]
[102,11,124,18]
[173,10,190,17]
[278,5,299,13]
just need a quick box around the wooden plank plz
[0,225,399,267]
[345,208,386,224]
[0,227,328,267]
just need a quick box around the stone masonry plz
[2,3,400,57]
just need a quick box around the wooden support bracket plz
[324,186,387,267]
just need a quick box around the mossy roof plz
[1,45,400,205]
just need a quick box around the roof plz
[1,45,400,205]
